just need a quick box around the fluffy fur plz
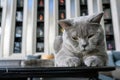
[54,12,108,67]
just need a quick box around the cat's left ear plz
[89,12,104,24]
[58,19,73,30]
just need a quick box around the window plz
[102,0,115,50]
[58,0,66,35]
[80,0,88,16]
[36,0,44,53]
[13,0,24,53]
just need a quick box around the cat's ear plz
[89,12,104,24]
[58,19,73,30]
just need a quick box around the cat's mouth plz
[82,48,87,52]
[81,48,90,52]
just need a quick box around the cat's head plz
[58,12,105,53]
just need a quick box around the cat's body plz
[54,12,108,67]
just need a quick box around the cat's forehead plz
[73,16,99,29]
[73,16,89,23]
[74,23,99,32]
[69,22,99,37]
[67,15,101,35]
[73,16,92,28]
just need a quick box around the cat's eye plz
[72,36,78,40]
[88,34,94,38]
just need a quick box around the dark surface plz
[0,66,115,78]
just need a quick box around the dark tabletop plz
[0,66,115,78]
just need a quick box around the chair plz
[107,51,120,80]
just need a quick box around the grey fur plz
[54,36,63,53]
[54,12,108,67]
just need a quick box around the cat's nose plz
[82,44,87,48]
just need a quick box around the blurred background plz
[0,0,120,59]
[0,0,120,79]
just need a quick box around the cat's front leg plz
[56,57,81,67]
[83,56,104,67]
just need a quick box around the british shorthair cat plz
[54,12,108,67]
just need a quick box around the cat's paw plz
[61,57,81,67]
[83,56,103,67]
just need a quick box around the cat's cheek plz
[87,43,96,50]
[90,39,99,47]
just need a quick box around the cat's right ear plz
[58,19,73,30]
[89,12,104,24]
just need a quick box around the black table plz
[0,66,115,80]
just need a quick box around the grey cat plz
[54,12,108,67]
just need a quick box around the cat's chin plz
[80,49,91,53]
[81,51,88,53]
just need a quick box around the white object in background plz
[105,24,113,35]
[16,12,23,21]
[0,26,1,41]
[0,0,5,7]
[37,28,43,37]
[0,13,1,22]
[0,27,1,34]
[37,43,44,52]
[16,27,22,37]
[104,9,111,19]
[39,29,44,37]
